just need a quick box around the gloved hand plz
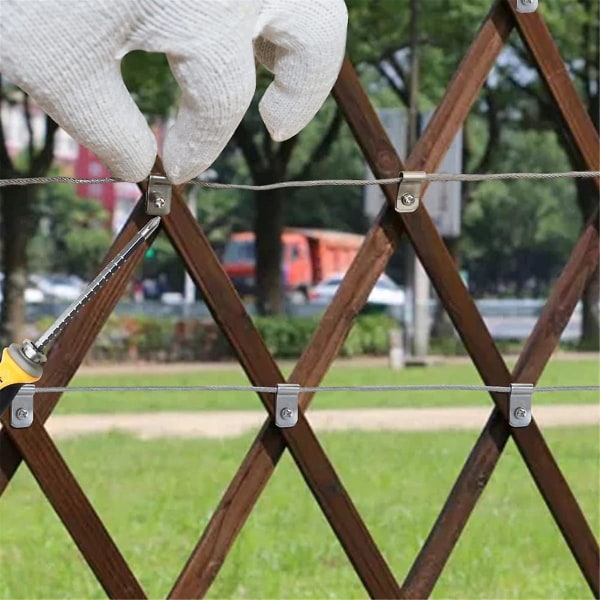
[0,0,347,184]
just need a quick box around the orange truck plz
[222,228,365,297]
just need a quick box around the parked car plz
[29,273,86,301]
[0,273,46,304]
[309,272,406,307]
[222,228,365,297]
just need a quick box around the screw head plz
[514,406,528,419]
[280,407,294,420]
[516,0,538,13]
[153,195,166,209]
[400,193,416,206]
[15,408,29,420]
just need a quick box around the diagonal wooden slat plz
[0,1,597,597]
[0,199,156,597]
[170,4,514,596]
[0,410,145,598]
[506,0,600,182]
[0,199,154,494]
[161,191,400,598]
[401,3,600,591]
[339,39,600,600]
[402,208,600,598]
[335,7,599,595]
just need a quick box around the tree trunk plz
[575,177,599,350]
[0,186,36,346]
[254,189,285,315]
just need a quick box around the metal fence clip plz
[275,383,299,428]
[509,383,533,427]
[146,174,172,216]
[516,0,538,13]
[11,384,35,429]
[396,171,425,213]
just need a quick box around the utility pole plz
[405,0,431,361]
[407,0,420,153]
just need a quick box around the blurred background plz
[0,0,597,364]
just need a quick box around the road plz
[40,404,599,440]
[484,314,581,341]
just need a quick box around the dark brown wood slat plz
[170,5,513,596]
[506,0,600,181]
[162,193,400,599]
[337,13,600,598]
[0,199,154,494]
[0,417,145,598]
[399,6,600,593]
[0,2,598,593]
[402,209,600,598]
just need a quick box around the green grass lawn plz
[0,427,598,599]
[46,358,600,414]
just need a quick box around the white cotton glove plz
[0,0,347,184]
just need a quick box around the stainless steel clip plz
[396,171,425,213]
[516,0,538,13]
[509,383,533,427]
[146,174,172,216]
[275,383,299,428]
[11,384,35,429]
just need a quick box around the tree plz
[346,0,599,346]
[346,0,508,339]
[0,52,174,345]
[462,129,580,296]
[28,182,113,279]
[0,79,58,345]
[232,86,345,314]
[497,0,599,348]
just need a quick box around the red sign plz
[74,146,116,214]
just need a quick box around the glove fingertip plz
[259,92,304,142]
[163,143,212,185]
[107,154,157,183]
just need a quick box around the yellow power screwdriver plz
[0,216,161,417]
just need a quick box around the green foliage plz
[346,0,492,109]
[45,357,600,414]
[462,129,580,296]
[254,315,321,359]
[121,51,178,120]
[61,227,113,278]
[0,428,597,598]
[129,316,174,359]
[28,181,112,279]
[255,313,396,359]
[42,314,398,363]
[139,231,181,288]
[286,116,367,233]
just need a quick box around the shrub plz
[254,315,321,358]
[36,313,399,363]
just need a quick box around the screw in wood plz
[280,407,294,420]
[15,408,29,420]
[514,406,528,419]
[400,193,416,206]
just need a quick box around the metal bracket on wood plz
[146,174,172,216]
[516,0,538,13]
[275,383,299,428]
[509,383,533,427]
[396,171,425,213]
[10,384,35,428]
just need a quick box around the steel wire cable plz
[1,171,599,189]
[30,384,600,394]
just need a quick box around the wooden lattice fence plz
[0,0,598,597]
